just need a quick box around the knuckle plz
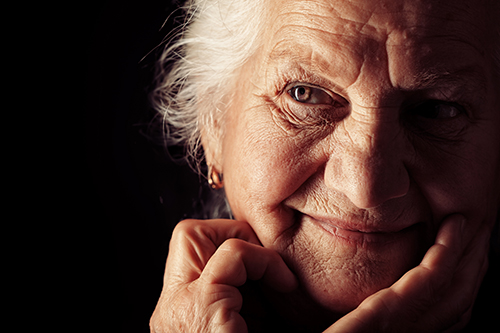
[149,313,160,333]
[150,307,174,333]
[219,238,247,252]
[173,219,200,235]
[171,219,213,245]
[150,318,170,333]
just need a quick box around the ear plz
[201,127,223,174]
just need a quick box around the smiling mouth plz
[300,212,423,245]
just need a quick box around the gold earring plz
[208,166,224,190]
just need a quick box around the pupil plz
[295,86,310,101]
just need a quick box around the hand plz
[149,219,297,333]
[325,214,491,333]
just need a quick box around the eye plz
[411,100,464,119]
[404,99,469,142]
[288,85,333,105]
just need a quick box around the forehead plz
[265,0,489,49]
[261,0,490,91]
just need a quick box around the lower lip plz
[302,214,419,246]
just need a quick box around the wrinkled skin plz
[151,0,500,331]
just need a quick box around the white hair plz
[150,0,264,172]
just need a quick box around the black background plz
[83,1,199,332]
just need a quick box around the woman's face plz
[207,0,500,316]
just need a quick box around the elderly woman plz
[149,0,500,331]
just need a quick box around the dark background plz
[83,1,199,332]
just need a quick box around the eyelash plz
[274,68,333,97]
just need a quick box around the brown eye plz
[288,85,333,105]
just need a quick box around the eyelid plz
[284,82,328,94]
[283,81,346,107]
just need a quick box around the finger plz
[172,219,261,247]
[386,214,465,313]
[165,219,261,283]
[200,238,298,293]
[424,224,491,332]
[419,213,465,276]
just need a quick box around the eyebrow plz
[403,65,488,94]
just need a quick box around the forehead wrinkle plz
[267,31,343,69]
[271,11,388,43]
[267,0,399,46]
[266,22,351,70]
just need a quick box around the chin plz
[280,213,430,314]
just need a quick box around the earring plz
[208,166,224,190]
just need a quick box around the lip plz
[301,213,421,245]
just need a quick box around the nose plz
[324,108,410,209]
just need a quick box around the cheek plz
[412,129,500,231]
[221,108,322,245]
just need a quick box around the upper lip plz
[304,213,416,234]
